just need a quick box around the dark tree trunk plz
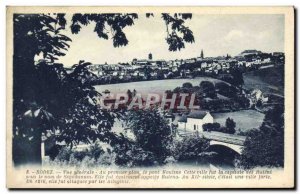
[13,54,43,166]
[13,132,42,166]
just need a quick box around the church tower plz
[200,49,204,59]
[148,53,153,60]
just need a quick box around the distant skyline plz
[53,14,284,67]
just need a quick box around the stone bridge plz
[177,130,246,154]
[202,131,246,154]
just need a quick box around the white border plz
[1,0,298,193]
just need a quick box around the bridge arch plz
[209,140,243,155]
[207,143,242,168]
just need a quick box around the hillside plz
[243,65,284,96]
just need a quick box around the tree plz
[199,81,217,98]
[126,109,172,163]
[230,68,244,87]
[127,89,133,100]
[13,60,119,165]
[13,13,73,165]
[182,82,193,88]
[215,82,237,98]
[161,13,195,51]
[225,117,236,134]
[240,105,284,168]
[55,62,117,147]
[71,13,194,51]
[173,135,210,161]
[256,99,263,108]
[143,65,152,80]
[12,13,196,165]
[13,14,71,121]
[13,102,55,164]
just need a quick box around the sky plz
[56,14,284,67]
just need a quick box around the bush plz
[114,144,156,167]
[50,143,108,167]
[89,142,105,160]
[236,129,250,136]
[55,147,72,162]
[174,135,210,161]
[182,82,193,88]
[215,82,238,98]
[98,151,114,166]
[218,126,235,134]
[203,123,221,132]
[164,156,177,164]
[73,150,88,161]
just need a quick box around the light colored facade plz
[177,111,214,132]
[178,120,186,130]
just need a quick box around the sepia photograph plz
[6,6,295,189]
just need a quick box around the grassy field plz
[94,77,225,95]
[212,110,265,131]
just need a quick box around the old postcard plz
[6,6,295,188]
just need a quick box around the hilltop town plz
[69,49,284,85]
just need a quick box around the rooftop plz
[178,111,210,122]
[178,115,187,122]
[188,111,209,119]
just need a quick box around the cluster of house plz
[87,55,180,80]
[83,50,284,81]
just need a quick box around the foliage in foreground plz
[45,144,114,167]
[13,12,195,165]
[125,109,173,164]
[239,105,284,169]
[49,133,215,168]
[173,135,213,162]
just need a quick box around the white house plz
[245,62,253,67]
[201,62,208,69]
[112,71,119,76]
[263,58,271,63]
[250,89,269,104]
[177,111,214,132]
